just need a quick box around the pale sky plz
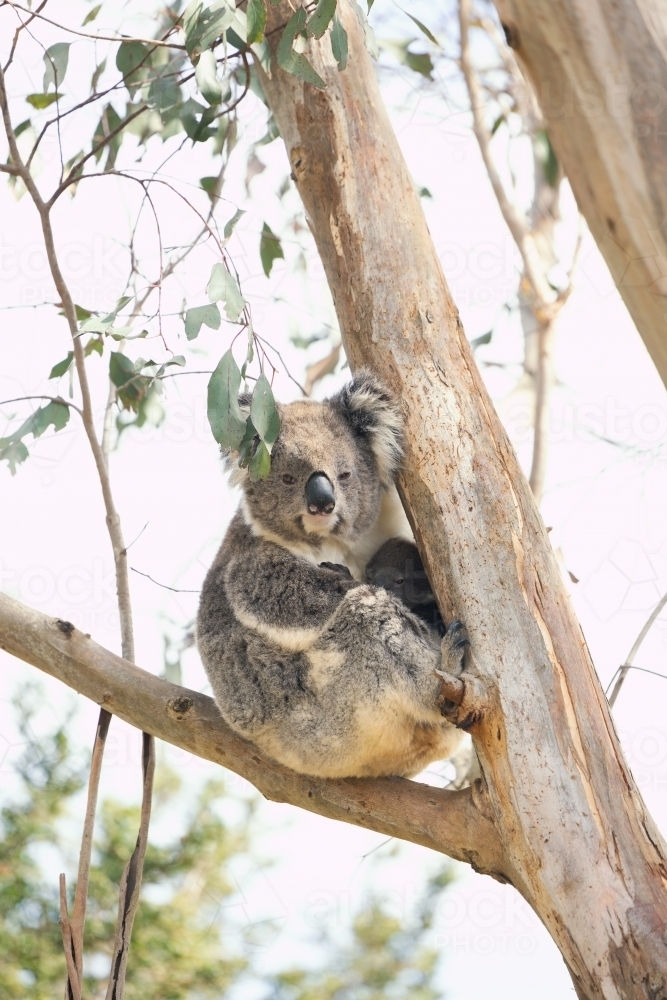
[1,2,666,997]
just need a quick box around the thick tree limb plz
[257,4,667,997]
[492,0,667,389]
[0,591,507,880]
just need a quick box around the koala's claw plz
[441,620,469,677]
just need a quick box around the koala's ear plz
[330,370,404,486]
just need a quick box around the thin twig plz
[131,567,200,593]
[4,1,185,47]
[608,590,667,707]
[59,874,82,1000]
[0,394,82,413]
[70,708,112,982]
[105,732,156,1000]
[0,59,135,662]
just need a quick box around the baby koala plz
[365,539,446,635]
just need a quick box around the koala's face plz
[242,399,383,548]
[237,372,404,551]
[366,540,435,607]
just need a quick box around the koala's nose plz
[305,473,335,515]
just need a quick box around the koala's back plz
[197,514,461,778]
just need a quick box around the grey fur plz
[197,372,463,779]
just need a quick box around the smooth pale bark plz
[493,0,667,388]
[258,4,667,998]
[0,591,505,876]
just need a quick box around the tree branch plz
[0,591,508,881]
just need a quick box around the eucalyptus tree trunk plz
[493,0,667,389]
[258,4,667,997]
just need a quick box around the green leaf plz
[330,16,348,70]
[26,93,61,109]
[184,303,221,339]
[84,336,104,357]
[534,129,559,188]
[92,104,124,169]
[0,439,29,475]
[470,330,492,351]
[91,58,106,92]
[181,98,218,142]
[0,401,70,473]
[259,223,284,277]
[184,0,236,59]
[48,352,74,379]
[195,49,223,105]
[491,114,504,135]
[109,352,152,410]
[83,4,101,25]
[250,373,280,451]
[223,208,245,240]
[247,0,267,44]
[307,0,337,39]
[148,70,182,116]
[350,1,378,59]
[14,119,32,138]
[419,186,432,198]
[401,10,439,46]
[207,349,247,448]
[116,40,149,97]
[206,264,245,321]
[277,8,326,89]
[404,50,433,78]
[43,43,70,92]
[248,438,270,480]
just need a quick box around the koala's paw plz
[435,622,486,731]
[319,561,353,579]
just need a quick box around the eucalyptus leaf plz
[43,43,70,92]
[48,352,74,379]
[26,93,61,109]
[82,4,101,25]
[330,16,348,71]
[185,303,221,339]
[307,0,337,39]
[248,438,271,480]
[195,49,223,105]
[277,8,326,90]
[207,349,247,448]
[250,373,280,451]
[470,330,492,351]
[401,10,439,46]
[116,40,149,97]
[206,264,245,321]
[350,1,378,59]
[246,0,267,44]
[0,401,70,474]
[223,208,245,240]
[259,223,284,277]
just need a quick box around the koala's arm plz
[217,516,361,632]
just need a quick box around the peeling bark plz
[257,4,667,997]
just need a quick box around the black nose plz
[305,473,335,515]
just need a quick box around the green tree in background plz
[0,689,453,1000]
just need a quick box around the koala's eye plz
[395,578,404,586]
[282,474,296,485]
[338,471,351,481]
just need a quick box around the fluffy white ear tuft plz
[330,370,404,487]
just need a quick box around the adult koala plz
[197,371,469,779]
